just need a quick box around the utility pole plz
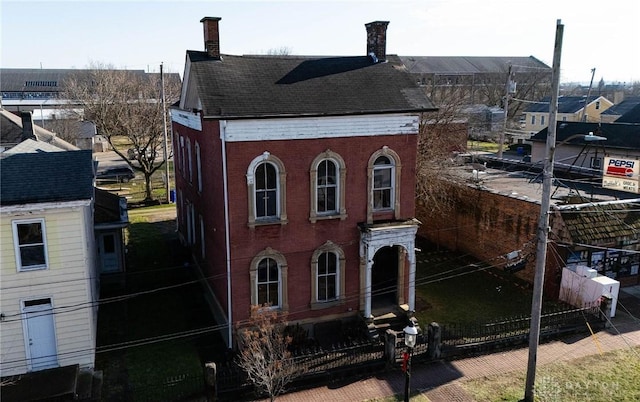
[160,62,171,204]
[523,19,564,402]
[580,67,596,122]
[498,63,513,159]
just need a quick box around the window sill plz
[248,218,289,229]
[309,213,347,223]
[310,299,344,310]
[18,266,48,272]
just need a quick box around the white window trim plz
[367,146,401,224]
[310,241,346,310]
[199,214,205,259]
[180,136,185,176]
[187,138,193,184]
[246,152,288,228]
[249,248,288,311]
[13,218,49,272]
[309,150,347,223]
[195,141,202,193]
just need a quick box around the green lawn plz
[96,205,216,401]
[413,245,556,326]
[462,347,640,402]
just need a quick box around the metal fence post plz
[384,329,397,369]
[427,322,441,359]
[204,362,217,401]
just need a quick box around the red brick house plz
[170,17,436,347]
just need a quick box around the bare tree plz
[62,63,180,201]
[416,86,469,215]
[266,46,292,56]
[236,306,298,401]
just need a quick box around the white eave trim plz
[221,113,420,142]
[1,199,92,214]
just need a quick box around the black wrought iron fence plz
[215,304,605,399]
[129,372,204,402]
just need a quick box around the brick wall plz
[416,181,567,299]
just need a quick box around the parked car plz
[97,166,135,183]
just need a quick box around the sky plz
[1,0,638,84]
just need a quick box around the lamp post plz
[403,321,418,402]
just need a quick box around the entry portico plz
[359,219,419,319]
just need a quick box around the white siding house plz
[0,150,97,376]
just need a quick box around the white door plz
[98,232,120,273]
[23,298,58,371]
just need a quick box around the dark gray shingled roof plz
[530,121,640,150]
[523,96,603,113]
[1,150,94,205]
[524,95,600,113]
[398,55,550,74]
[186,52,437,118]
[616,103,640,123]
[601,97,640,116]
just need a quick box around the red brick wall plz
[174,117,419,324]
[226,133,417,322]
[416,181,566,299]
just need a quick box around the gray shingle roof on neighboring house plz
[0,150,94,205]
[523,96,603,113]
[600,97,640,116]
[616,103,640,123]
[186,52,437,119]
[399,55,550,75]
[561,203,640,245]
[1,108,78,151]
[530,121,640,150]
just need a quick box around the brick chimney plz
[20,111,37,142]
[365,21,389,62]
[201,17,222,59]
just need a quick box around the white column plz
[364,245,374,319]
[408,242,416,313]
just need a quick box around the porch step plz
[366,307,411,340]
[76,369,103,401]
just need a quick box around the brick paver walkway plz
[270,295,640,402]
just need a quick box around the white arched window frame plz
[186,138,193,183]
[195,141,202,193]
[246,152,288,228]
[310,241,346,310]
[309,150,347,223]
[249,248,288,311]
[367,146,401,223]
[179,136,185,176]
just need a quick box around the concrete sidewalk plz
[270,289,640,402]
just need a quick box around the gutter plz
[557,197,640,211]
[220,119,233,349]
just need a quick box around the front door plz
[23,298,58,371]
[98,232,120,273]
[371,246,399,309]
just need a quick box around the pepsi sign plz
[602,156,640,194]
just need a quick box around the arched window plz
[255,162,277,218]
[367,147,401,223]
[309,150,347,223]
[257,257,279,306]
[186,138,193,183]
[250,248,288,310]
[195,141,202,193]
[310,242,345,309]
[373,155,393,210]
[317,160,337,214]
[317,251,338,301]
[246,152,287,227]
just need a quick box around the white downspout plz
[220,120,233,349]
